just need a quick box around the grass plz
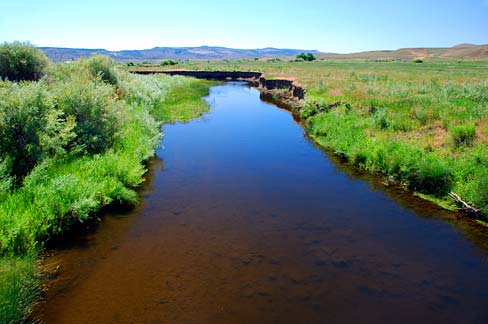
[0,254,38,324]
[133,59,488,217]
[450,123,476,146]
[0,57,215,323]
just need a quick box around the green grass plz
[0,57,215,323]
[136,59,488,217]
[0,254,38,324]
[450,123,477,146]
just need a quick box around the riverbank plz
[131,60,488,219]
[0,57,214,323]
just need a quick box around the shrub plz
[160,60,178,66]
[296,52,317,62]
[84,54,119,86]
[0,81,52,180]
[413,59,423,63]
[408,158,453,197]
[450,124,476,146]
[53,73,120,154]
[469,173,488,210]
[267,58,282,63]
[372,108,390,129]
[0,42,49,81]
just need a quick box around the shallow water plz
[38,82,488,324]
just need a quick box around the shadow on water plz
[36,81,488,324]
[42,157,165,252]
[310,143,488,251]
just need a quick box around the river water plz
[38,82,488,324]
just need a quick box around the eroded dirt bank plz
[132,70,305,112]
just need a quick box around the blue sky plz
[1,0,487,53]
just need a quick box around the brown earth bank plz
[131,70,306,110]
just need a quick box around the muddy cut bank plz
[132,70,306,112]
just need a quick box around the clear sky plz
[1,0,487,53]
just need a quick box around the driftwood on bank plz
[449,192,481,216]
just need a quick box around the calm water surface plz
[38,82,488,324]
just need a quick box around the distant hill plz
[39,44,488,62]
[39,46,320,62]
[317,44,488,60]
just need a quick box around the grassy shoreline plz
[0,57,214,323]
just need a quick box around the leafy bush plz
[450,124,476,146]
[413,59,423,63]
[296,53,317,62]
[471,174,488,210]
[0,58,123,180]
[53,73,120,154]
[372,108,390,129]
[0,81,52,180]
[300,100,331,119]
[0,42,49,81]
[160,60,178,66]
[84,54,119,86]
[267,58,283,63]
[407,158,453,197]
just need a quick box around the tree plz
[0,41,49,81]
[296,52,317,62]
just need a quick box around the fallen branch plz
[449,192,481,215]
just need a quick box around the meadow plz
[0,44,214,323]
[135,59,488,217]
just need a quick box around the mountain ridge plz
[39,46,321,62]
[38,44,488,62]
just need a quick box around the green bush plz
[408,158,453,197]
[450,124,476,146]
[372,108,390,129]
[0,42,49,81]
[160,60,178,66]
[0,59,122,180]
[473,174,488,210]
[0,81,52,180]
[296,53,317,62]
[53,73,120,154]
[84,54,119,86]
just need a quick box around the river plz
[37,82,488,324]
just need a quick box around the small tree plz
[0,41,49,81]
[296,52,316,62]
[160,59,178,66]
[84,54,119,86]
